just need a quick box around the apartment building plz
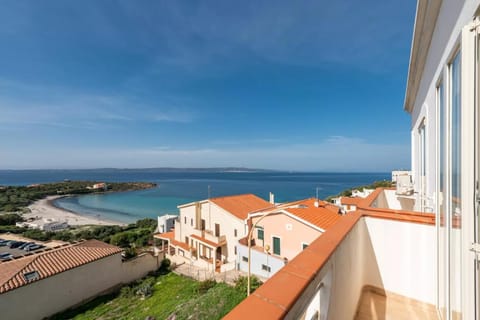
[237,198,341,279]
[226,1,480,319]
[155,194,271,272]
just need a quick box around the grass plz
[51,272,245,320]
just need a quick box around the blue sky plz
[0,1,416,171]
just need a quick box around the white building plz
[155,194,271,272]
[156,214,177,234]
[226,1,480,319]
[17,218,70,232]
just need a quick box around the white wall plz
[288,217,436,320]
[364,217,436,305]
[236,242,285,279]
[178,201,247,265]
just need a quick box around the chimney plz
[269,192,275,204]
[314,200,319,208]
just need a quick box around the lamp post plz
[247,209,277,296]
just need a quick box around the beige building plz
[0,239,160,320]
[155,194,271,272]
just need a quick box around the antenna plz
[208,185,211,199]
[315,187,320,208]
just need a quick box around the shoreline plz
[26,195,126,226]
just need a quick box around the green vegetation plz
[0,216,158,252]
[51,271,247,320]
[325,180,395,202]
[0,181,156,212]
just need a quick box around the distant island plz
[0,167,276,173]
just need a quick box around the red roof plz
[154,231,190,251]
[275,198,342,231]
[0,239,122,294]
[340,197,363,206]
[209,194,272,220]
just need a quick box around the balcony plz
[191,229,227,247]
[225,189,437,319]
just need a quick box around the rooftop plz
[282,198,341,231]
[226,188,436,319]
[209,193,273,220]
[0,239,122,294]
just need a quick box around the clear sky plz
[0,1,416,172]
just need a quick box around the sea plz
[0,169,390,224]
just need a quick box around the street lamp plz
[247,208,277,296]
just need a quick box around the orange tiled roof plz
[340,197,363,206]
[0,239,122,294]
[209,194,272,220]
[280,198,342,230]
[154,231,190,251]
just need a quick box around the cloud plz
[0,136,410,172]
[0,80,196,128]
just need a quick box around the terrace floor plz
[354,287,438,320]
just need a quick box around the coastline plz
[25,195,126,226]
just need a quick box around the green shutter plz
[273,237,281,255]
[257,229,264,240]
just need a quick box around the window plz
[23,271,39,282]
[257,228,264,240]
[215,223,220,237]
[234,229,237,237]
[242,256,248,262]
[184,216,186,224]
[273,236,281,255]
[185,236,189,244]
[261,264,271,272]
[234,246,237,255]
[449,50,462,318]
[302,243,309,250]
[190,218,193,226]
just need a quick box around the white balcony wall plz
[294,217,435,320]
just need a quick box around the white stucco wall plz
[410,0,480,208]
[290,217,436,320]
[177,201,247,266]
[236,242,285,279]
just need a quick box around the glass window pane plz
[450,51,462,318]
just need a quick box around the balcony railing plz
[191,228,226,246]
[225,188,436,319]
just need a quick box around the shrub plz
[234,276,263,295]
[160,258,171,272]
[119,286,135,298]
[0,213,23,225]
[122,247,137,259]
[136,284,153,299]
[198,279,217,294]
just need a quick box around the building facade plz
[226,1,480,319]
[156,194,271,272]
[237,198,341,279]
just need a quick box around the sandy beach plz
[25,195,125,226]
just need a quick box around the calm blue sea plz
[0,169,389,224]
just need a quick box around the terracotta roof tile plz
[0,239,122,294]
[340,196,363,206]
[282,198,342,230]
[210,194,272,220]
[155,231,190,251]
